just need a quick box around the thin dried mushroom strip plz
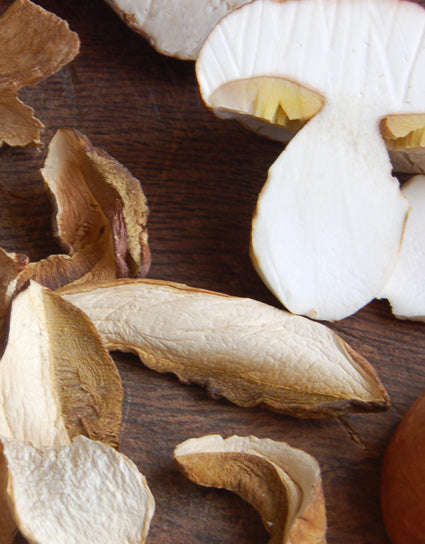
[2,435,155,544]
[174,435,326,544]
[0,0,79,146]
[59,278,389,418]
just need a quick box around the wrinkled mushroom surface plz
[40,127,150,281]
[0,281,123,543]
[59,278,389,418]
[0,128,150,342]
[0,281,123,449]
[380,175,425,321]
[105,0,250,60]
[2,436,155,544]
[196,0,425,320]
[175,435,327,544]
[0,0,79,146]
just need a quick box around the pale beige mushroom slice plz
[104,0,251,60]
[380,175,425,321]
[0,281,123,542]
[2,435,155,544]
[0,0,79,146]
[196,0,425,320]
[59,278,389,418]
[174,435,326,544]
[0,280,123,448]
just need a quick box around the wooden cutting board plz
[2,0,424,542]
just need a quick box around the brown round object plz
[381,391,425,543]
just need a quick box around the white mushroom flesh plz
[196,0,425,320]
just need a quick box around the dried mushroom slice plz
[41,128,150,280]
[174,435,327,544]
[2,435,155,544]
[0,0,79,146]
[0,281,123,449]
[0,128,150,309]
[59,278,389,418]
[0,442,16,544]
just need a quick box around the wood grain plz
[0,0,423,542]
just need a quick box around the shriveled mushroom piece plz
[174,435,326,544]
[0,281,123,542]
[380,175,425,321]
[59,278,389,417]
[0,0,79,146]
[40,127,151,281]
[0,128,150,300]
[196,0,425,321]
[0,281,123,449]
[105,0,250,60]
[2,435,155,544]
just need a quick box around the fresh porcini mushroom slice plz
[59,278,389,417]
[379,175,425,321]
[174,435,326,544]
[196,0,425,321]
[0,0,79,146]
[2,435,155,544]
[105,0,251,60]
[0,281,123,449]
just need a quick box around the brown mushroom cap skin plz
[381,391,425,543]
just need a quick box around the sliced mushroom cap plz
[2,436,155,544]
[196,0,425,320]
[0,0,79,146]
[105,0,250,60]
[380,175,425,321]
[59,278,389,417]
[174,435,326,544]
[0,281,123,449]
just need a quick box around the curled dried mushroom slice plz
[174,435,326,544]
[0,281,123,542]
[40,128,151,280]
[2,435,155,544]
[0,128,150,333]
[0,0,79,146]
[0,281,123,449]
[59,278,389,418]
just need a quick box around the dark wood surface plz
[2,0,424,542]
